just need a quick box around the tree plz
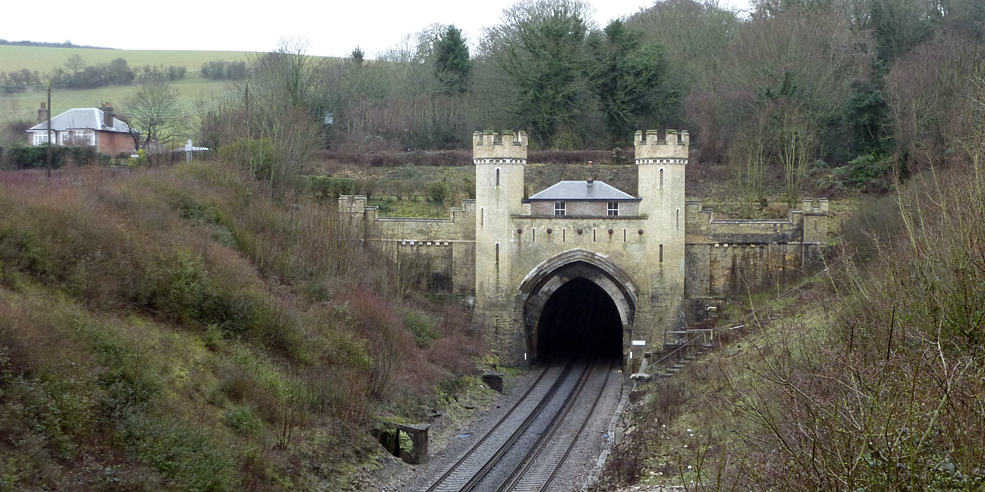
[433,25,472,95]
[587,20,680,146]
[484,0,594,147]
[626,0,739,91]
[64,54,85,78]
[350,46,365,66]
[245,37,325,191]
[124,79,185,149]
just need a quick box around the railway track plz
[423,358,615,492]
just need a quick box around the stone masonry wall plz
[339,195,476,294]
[683,198,829,322]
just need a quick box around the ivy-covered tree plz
[485,0,593,147]
[587,20,680,146]
[433,25,472,95]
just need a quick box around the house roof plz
[528,180,639,201]
[28,108,136,134]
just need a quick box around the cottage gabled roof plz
[28,108,136,134]
[528,180,639,201]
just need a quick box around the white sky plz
[2,0,752,58]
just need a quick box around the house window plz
[32,133,49,146]
[554,202,566,216]
[607,202,619,216]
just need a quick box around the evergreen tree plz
[433,25,472,95]
[587,20,680,146]
[486,0,593,147]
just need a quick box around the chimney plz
[37,102,49,124]
[587,160,594,184]
[101,102,114,128]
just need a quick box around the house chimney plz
[101,103,114,128]
[37,102,49,124]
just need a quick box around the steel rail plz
[424,362,575,492]
[498,358,614,492]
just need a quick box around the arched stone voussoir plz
[519,249,640,329]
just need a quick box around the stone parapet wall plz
[634,129,689,161]
[472,130,527,160]
[682,198,830,323]
[339,195,476,294]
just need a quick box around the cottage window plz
[607,202,619,216]
[554,202,566,216]
[33,133,49,145]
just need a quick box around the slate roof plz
[28,108,136,134]
[528,180,639,201]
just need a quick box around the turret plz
[474,130,528,310]
[634,129,689,162]
[473,130,528,162]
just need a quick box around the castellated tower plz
[635,129,689,339]
[473,131,527,347]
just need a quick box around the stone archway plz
[517,249,639,363]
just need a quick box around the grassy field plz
[1,46,255,128]
[0,45,253,73]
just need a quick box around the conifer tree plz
[433,25,472,95]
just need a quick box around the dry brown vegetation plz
[0,162,485,490]
[595,76,985,492]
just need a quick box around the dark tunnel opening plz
[535,277,624,363]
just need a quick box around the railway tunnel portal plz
[519,251,638,364]
[339,129,830,368]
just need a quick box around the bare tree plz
[246,37,325,191]
[64,53,86,78]
[124,79,185,150]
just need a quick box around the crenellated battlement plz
[473,130,528,162]
[634,129,690,162]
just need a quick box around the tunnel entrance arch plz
[518,249,639,364]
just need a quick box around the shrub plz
[301,175,355,200]
[425,181,449,204]
[847,153,893,188]
[217,138,274,180]
[3,144,103,169]
[403,311,438,348]
[119,413,235,492]
[223,405,264,435]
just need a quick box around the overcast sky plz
[3,0,751,58]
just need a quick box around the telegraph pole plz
[46,80,52,177]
